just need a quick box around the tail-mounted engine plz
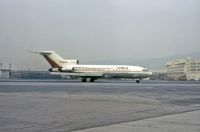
[67,59,79,64]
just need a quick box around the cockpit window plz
[142,69,148,72]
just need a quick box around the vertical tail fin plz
[39,51,64,68]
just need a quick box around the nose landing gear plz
[136,80,140,83]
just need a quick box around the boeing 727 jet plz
[37,51,152,83]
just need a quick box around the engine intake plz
[66,59,79,64]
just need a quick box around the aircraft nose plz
[148,72,153,76]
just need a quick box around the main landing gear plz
[81,78,87,82]
[90,78,95,82]
[81,78,96,82]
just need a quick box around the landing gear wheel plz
[136,80,140,83]
[81,78,87,82]
[90,78,95,82]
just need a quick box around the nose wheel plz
[81,78,96,82]
[136,80,140,83]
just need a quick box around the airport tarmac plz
[0,79,199,132]
[75,110,200,132]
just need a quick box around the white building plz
[0,69,10,79]
[165,58,200,80]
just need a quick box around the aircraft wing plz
[50,72,104,78]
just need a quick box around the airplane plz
[36,51,153,83]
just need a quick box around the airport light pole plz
[0,62,2,70]
[9,64,12,70]
[9,64,12,77]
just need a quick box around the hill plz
[86,52,200,70]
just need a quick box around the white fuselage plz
[50,64,153,79]
[37,51,153,82]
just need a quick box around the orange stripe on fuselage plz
[43,55,61,68]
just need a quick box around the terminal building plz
[165,58,200,80]
[0,69,10,79]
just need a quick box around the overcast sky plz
[0,0,199,70]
